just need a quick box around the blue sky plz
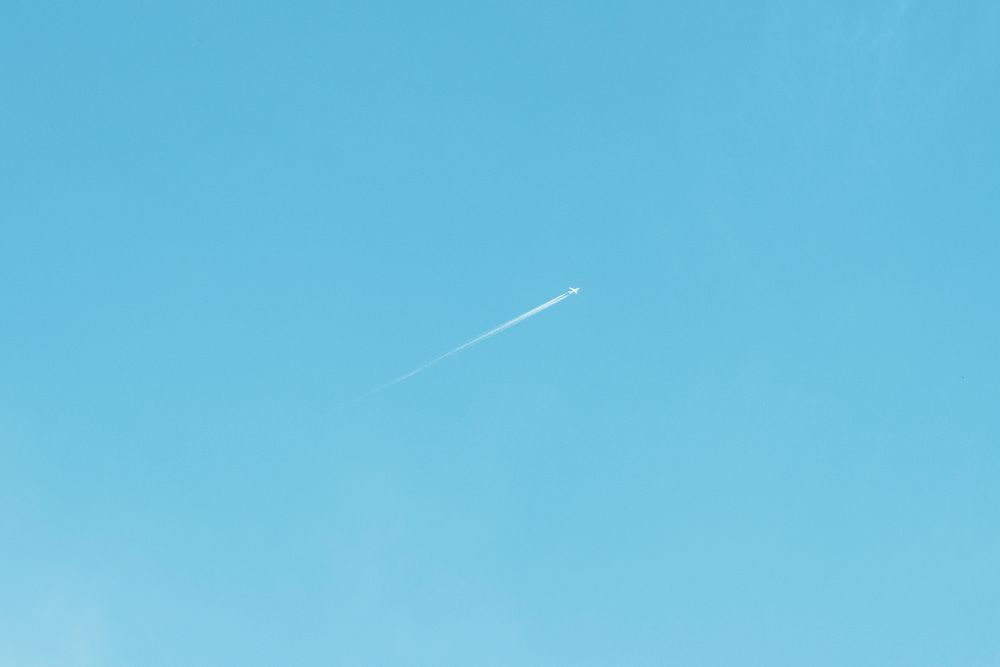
[2,1,999,664]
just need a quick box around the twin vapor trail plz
[359,287,580,400]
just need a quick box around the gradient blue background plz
[3,1,999,665]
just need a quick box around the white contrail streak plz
[358,289,576,399]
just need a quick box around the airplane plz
[568,287,580,294]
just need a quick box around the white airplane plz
[568,287,580,294]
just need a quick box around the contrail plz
[357,288,579,400]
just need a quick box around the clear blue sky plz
[3,1,999,665]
